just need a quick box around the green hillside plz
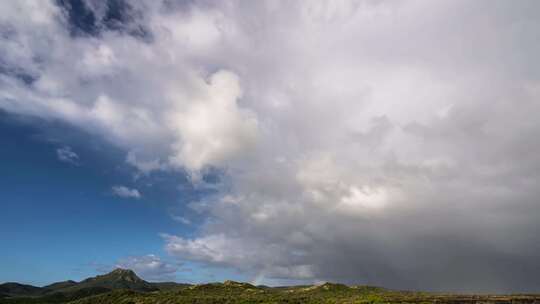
[42,281,78,292]
[65,283,540,304]
[2,269,540,304]
[0,283,43,297]
[57,269,157,293]
[0,268,177,304]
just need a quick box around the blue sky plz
[0,110,243,285]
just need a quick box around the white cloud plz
[56,146,79,165]
[2,0,540,292]
[126,151,166,175]
[0,0,258,175]
[166,70,258,172]
[112,185,141,199]
[170,215,191,225]
[115,254,177,281]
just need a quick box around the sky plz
[1,0,540,293]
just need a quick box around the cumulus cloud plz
[56,146,79,165]
[116,254,178,281]
[166,70,258,172]
[112,185,141,199]
[0,0,258,175]
[2,0,540,292]
[170,215,191,225]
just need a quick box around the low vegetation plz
[2,269,539,304]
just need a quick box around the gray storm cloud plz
[2,0,540,292]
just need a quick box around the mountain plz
[59,268,157,293]
[0,282,42,297]
[3,272,540,304]
[42,281,77,292]
[0,268,160,303]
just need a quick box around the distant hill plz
[307,282,349,291]
[0,283,43,297]
[42,281,78,292]
[57,268,157,293]
[0,268,190,303]
[151,281,191,291]
[190,280,258,290]
[3,270,540,304]
[65,282,540,304]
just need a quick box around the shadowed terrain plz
[2,269,540,304]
